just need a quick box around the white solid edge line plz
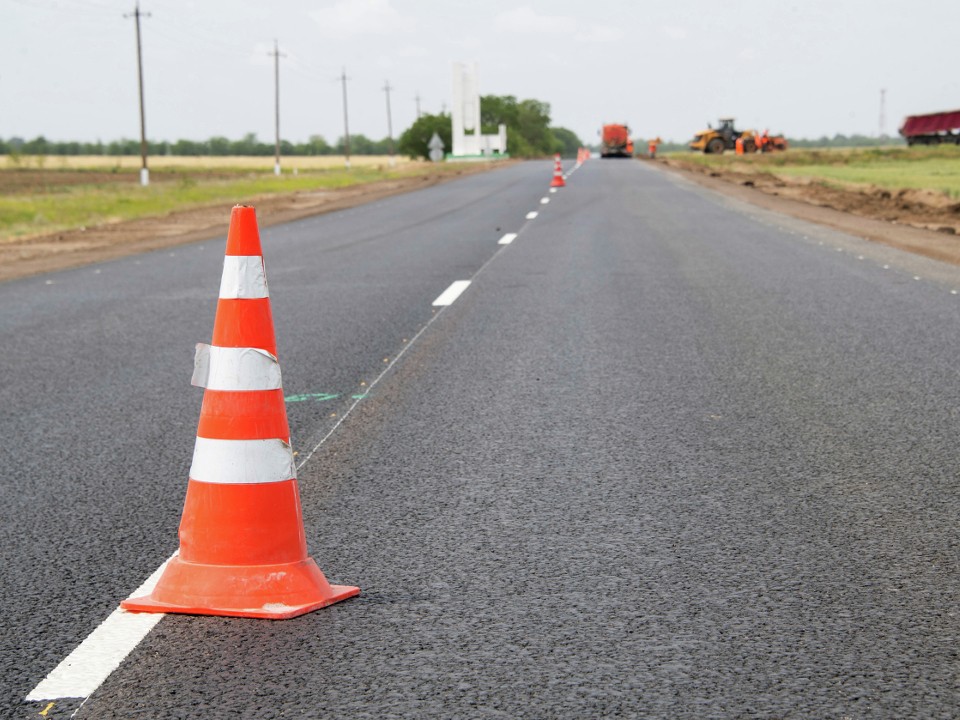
[219,255,268,299]
[26,557,174,701]
[432,280,471,307]
[191,344,282,391]
[526,211,538,219]
[498,233,518,245]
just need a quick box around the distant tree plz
[106,139,139,155]
[398,113,452,159]
[171,139,203,156]
[22,136,50,155]
[550,127,582,157]
[479,95,561,157]
[206,136,230,156]
[346,134,374,155]
[301,135,332,155]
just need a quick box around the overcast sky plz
[3,0,958,146]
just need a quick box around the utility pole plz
[269,40,286,176]
[383,80,395,167]
[879,88,887,140]
[340,68,351,169]
[415,92,421,120]
[124,2,151,186]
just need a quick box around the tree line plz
[2,94,585,160]
[1,130,904,160]
[0,132,394,157]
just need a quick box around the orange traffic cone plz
[550,154,566,188]
[122,205,359,619]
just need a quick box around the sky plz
[2,0,958,146]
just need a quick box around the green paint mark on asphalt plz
[285,392,340,403]
[351,394,368,400]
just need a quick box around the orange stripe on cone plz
[197,389,290,440]
[213,298,277,355]
[122,205,358,620]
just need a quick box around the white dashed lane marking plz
[432,280,471,307]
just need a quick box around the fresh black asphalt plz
[4,159,960,718]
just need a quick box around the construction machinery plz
[601,124,634,157]
[690,118,753,154]
[690,118,787,154]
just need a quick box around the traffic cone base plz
[122,557,359,620]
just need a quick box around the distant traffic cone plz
[122,205,359,619]
[550,154,566,188]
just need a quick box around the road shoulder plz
[653,159,960,267]
[0,163,509,284]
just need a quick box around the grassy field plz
[0,155,453,241]
[667,145,960,198]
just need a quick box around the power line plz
[123,1,150,186]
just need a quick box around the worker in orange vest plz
[759,129,770,153]
[648,137,658,159]
[735,136,744,155]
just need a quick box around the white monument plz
[450,62,507,159]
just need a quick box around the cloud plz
[660,25,688,41]
[397,45,429,59]
[248,41,274,67]
[493,8,620,43]
[575,25,623,43]
[310,0,415,38]
[494,6,577,34]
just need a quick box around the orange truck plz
[600,123,634,158]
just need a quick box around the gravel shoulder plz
[655,157,960,266]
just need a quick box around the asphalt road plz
[5,159,960,718]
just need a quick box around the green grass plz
[666,145,960,199]
[0,165,446,241]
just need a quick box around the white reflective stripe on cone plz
[192,344,282,391]
[219,255,269,299]
[190,437,296,484]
